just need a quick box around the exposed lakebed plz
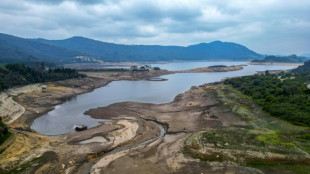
[31,62,297,135]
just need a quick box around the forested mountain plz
[252,55,308,63]
[35,37,262,62]
[0,33,263,65]
[0,34,88,65]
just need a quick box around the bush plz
[0,63,85,92]
[224,65,310,127]
[0,117,11,145]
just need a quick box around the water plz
[31,62,297,135]
[151,61,248,71]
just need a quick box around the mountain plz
[301,54,310,58]
[35,37,262,62]
[252,55,309,63]
[0,33,263,65]
[0,33,88,65]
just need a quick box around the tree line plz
[0,117,10,146]
[0,62,85,91]
[224,61,310,127]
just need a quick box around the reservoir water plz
[31,62,297,135]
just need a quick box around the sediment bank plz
[2,65,302,173]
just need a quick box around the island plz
[249,54,307,66]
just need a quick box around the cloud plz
[25,0,106,5]
[0,0,309,54]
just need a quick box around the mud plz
[0,68,261,174]
[84,84,250,173]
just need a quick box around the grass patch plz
[200,129,263,150]
[184,84,310,169]
[11,95,18,101]
[257,134,295,147]
[4,151,58,174]
[248,163,310,174]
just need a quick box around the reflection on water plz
[31,62,297,135]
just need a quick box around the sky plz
[0,0,309,55]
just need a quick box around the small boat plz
[75,125,87,131]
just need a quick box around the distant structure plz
[130,65,160,71]
[130,66,138,71]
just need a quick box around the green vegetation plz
[208,65,227,68]
[79,68,130,72]
[252,54,308,63]
[293,60,310,74]
[247,163,310,174]
[256,134,295,147]
[183,62,310,173]
[2,151,58,174]
[0,33,262,65]
[0,117,11,146]
[184,81,310,173]
[224,61,310,127]
[0,62,86,92]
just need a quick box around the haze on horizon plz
[0,0,309,55]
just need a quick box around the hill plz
[293,60,310,74]
[0,33,263,65]
[35,37,262,62]
[225,61,310,127]
[251,55,308,63]
[0,63,85,92]
[0,33,89,65]
[301,54,310,58]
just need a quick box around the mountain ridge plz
[0,33,263,65]
[252,54,309,63]
[0,33,88,65]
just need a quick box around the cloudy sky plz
[0,0,309,55]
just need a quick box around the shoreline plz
[0,71,174,172]
[248,62,303,66]
[0,64,259,132]
[1,65,309,173]
[64,60,249,68]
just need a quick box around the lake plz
[31,62,297,135]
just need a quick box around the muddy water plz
[31,62,297,135]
